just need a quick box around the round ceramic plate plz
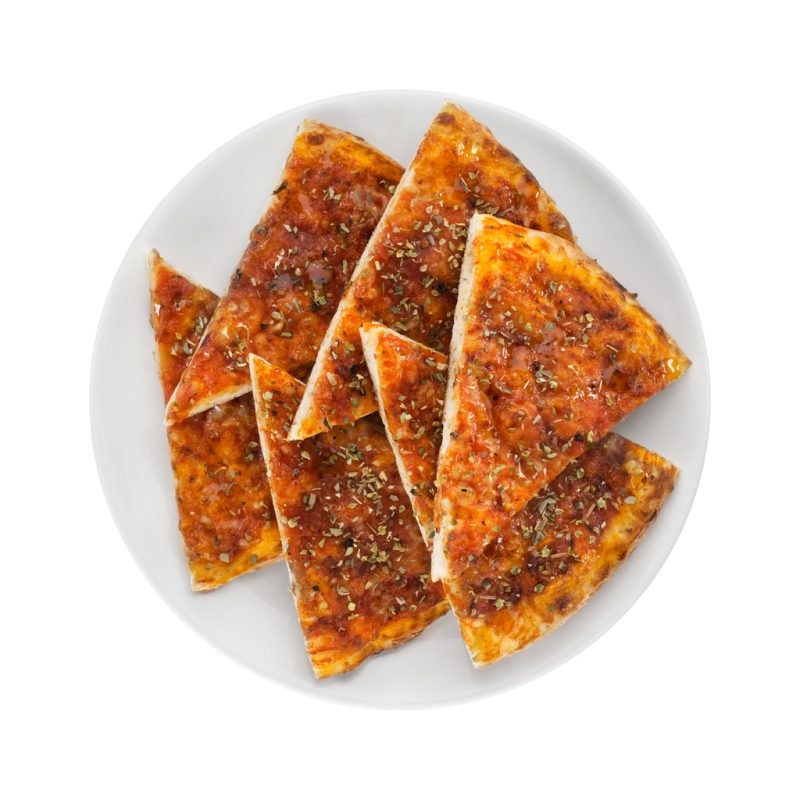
[91,90,709,707]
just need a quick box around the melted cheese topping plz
[290,102,574,440]
[363,323,678,665]
[164,121,403,424]
[435,214,690,577]
[249,354,447,678]
[149,252,281,590]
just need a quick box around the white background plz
[2,1,798,797]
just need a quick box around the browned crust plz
[290,102,574,440]
[149,251,282,590]
[249,354,447,678]
[164,121,403,425]
[434,214,690,575]
[364,323,678,666]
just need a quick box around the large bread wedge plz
[435,215,689,579]
[164,121,403,425]
[249,354,447,678]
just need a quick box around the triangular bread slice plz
[248,354,448,678]
[289,102,574,440]
[434,214,690,579]
[362,323,678,666]
[361,322,447,545]
[452,433,678,666]
[164,121,403,425]
[149,251,282,590]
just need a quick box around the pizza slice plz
[289,102,574,440]
[362,322,678,665]
[150,251,282,591]
[361,322,446,545]
[434,214,690,579]
[248,354,448,678]
[450,434,677,666]
[164,120,403,425]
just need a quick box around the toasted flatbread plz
[289,102,574,440]
[362,324,677,665]
[361,322,446,545]
[451,434,677,665]
[248,354,448,678]
[434,214,690,579]
[164,121,403,425]
[149,251,282,590]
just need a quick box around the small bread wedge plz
[362,323,678,666]
[434,214,690,579]
[149,251,281,590]
[248,354,448,678]
[164,121,403,425]
[289,102,574,440]
[361,322,447,545]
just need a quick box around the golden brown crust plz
[361,323,446,545]
[435,215,690,576]
[363,325,678,665]
[290,102,574,440]
[150,252,282,591]
[248,355,447,678]
[164,121,403,424]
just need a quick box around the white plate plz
[91,90,709,707]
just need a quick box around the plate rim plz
[90,88,710,708]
